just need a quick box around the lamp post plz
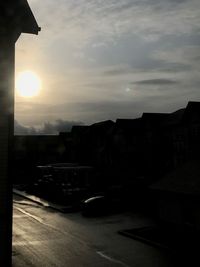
[0,1,40,266]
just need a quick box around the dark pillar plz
[0,35,15,267]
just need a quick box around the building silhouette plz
[13,101,200,216]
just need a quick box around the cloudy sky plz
[15,0,200,132]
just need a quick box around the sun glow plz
[16,71,41,97]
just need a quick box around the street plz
[13,195,174,267]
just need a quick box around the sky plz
[15,0,200,133]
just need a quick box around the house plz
[88,120,114,167]
[70,121,115,167]
[70,125,90,163]
[59,131,74,161]
[0,1,40,265]
[111,118,143,180]
[13,135,66,183]
[161,101,200,170]
[161,108,187,170]
[150,160,200,233]
[182,101,200,158]
[141,112,170,180]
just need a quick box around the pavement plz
[12,193,175,267]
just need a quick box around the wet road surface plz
[13,195,174,267]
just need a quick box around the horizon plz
[15,0,200,133]
[14,100,193,135]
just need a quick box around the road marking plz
[13,239,52,246]
[15,207,44,224]
[96,251,130,267]
[13,214,27,218]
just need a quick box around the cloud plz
[14,120,37,135]
[40,120,84,134]
[152,45,200,67]
[30,0,200,46]
[102,65,133,76]
[133,78,178,85]
[102,62,192,77]
[14,119,84,135]
[155,63,193,73]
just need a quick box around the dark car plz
[81,195,110,216]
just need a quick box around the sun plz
[16,71,41,97]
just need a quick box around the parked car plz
[81,195,110,216]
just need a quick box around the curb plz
[118,229,170,251]
[13,189,74,213]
